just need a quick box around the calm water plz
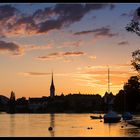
[0,113,140,137]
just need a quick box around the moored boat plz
[104,110,121,123]
[122,112,133,120]
[90,115,103,119]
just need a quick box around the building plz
[103,92,115,105]
[28,97,48,112]
[50,72,55,98]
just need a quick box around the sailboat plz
[122,112,133,120]
[103,67,121,123]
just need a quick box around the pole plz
[108,66,110,94]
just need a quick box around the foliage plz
[126,20,140,36]
[114,76,140,112]
[123,76,140,112]
[113,90,125,112]
[131,49,140,75]
[9,91,16,101]
[8,91,16,113]
[125,7,140,36]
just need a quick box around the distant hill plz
[0,95,9,105]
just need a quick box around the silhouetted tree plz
[113,90,125,112]
[8,91,16,113]
[126,7,140,76]
[114,76,140,113]
[131,49,140,75]
[125,7,140,36]
[126,20,140,36]
[123,76,140,112]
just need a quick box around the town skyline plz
[0,3,139,98]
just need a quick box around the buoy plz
[48,127,53,131]
[87,127,92,129]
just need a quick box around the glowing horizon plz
[0,3,139,99]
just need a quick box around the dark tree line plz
[114,7,140,113]
[7,91,16,113]
[114,76,140,113]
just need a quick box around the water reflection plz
[104,122,120,137]
[125,128,140,137]
[0,113,139,137]
[10,114,15,137]
[119,121,140,137]
[49,113,55,137]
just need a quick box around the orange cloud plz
[73,64,137,94]
[24,44,52,51]
[36,51,86,61]
[18,72,74,77]
[89,55,96,60]
[18,72,51,77]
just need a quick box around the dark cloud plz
[0,5,20,37]
[37,52,61,61]
[38,19,62,33]
[120,10,134,18]
[0,5,18,21]
[33,7,53,20]
[109,4,116,10]
[74,26,118,37]
[118,41,129,45]
[0,40,23,55]
[37,51,86,61]
[0,4,116,36]
[121,13,128,16]
[37,4,114,33]
[120,8,140,22]
[74,30,96,35]
[92,16,97,19]
[13,16,38,33]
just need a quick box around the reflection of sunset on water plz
[0,113,140,137]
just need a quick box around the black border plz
[0,1,140,139]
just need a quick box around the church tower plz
[50,72,55,98]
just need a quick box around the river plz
[0,113,140,137]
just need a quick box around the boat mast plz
[108,66,110,94]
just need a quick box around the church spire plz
[51,72,54,86]
[50,71,55,98]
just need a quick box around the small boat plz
[104,110,121,123]
[90,115,103,119]
[122,112,133,120]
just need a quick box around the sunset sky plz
[0,3,139,98]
